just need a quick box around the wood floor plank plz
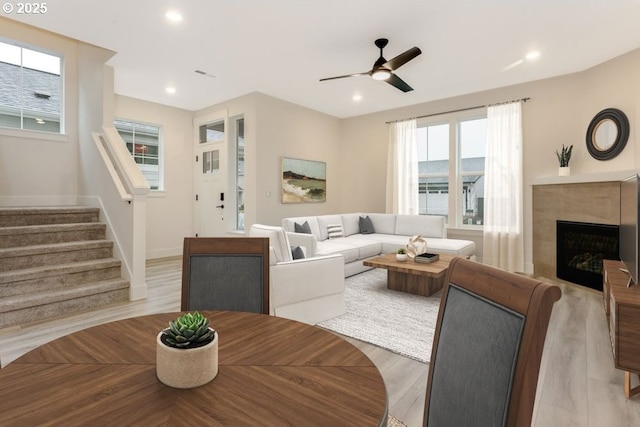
[2,257,640,427]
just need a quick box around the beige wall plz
[254,94,342,226]
[339,47,640,272]
[196,92,342,229]
[3,15,640,268]
[114,96,194,259]
[0,17,81,205]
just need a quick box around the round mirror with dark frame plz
[586,108,629,160]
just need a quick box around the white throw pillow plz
[327,224,344,239]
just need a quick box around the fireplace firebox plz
[556,220,619,291]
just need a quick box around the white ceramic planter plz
[559,166,570,176]
[396,253,408,262]
[156,330,218,389]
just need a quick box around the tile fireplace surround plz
[532,181,620,282]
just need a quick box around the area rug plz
[387,414,407,427]
[318,268,441,363]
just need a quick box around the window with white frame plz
[235,117,245,231]
[0,40,63,133]
[417,113,486,228]
[115,119,163,191]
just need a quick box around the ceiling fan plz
[320,38,422,92]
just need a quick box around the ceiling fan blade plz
[385,73,414,92]
[319,72,370,82]
[383,47,422,71]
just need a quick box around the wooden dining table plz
[0,311,388,427]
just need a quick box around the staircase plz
[0,206,130,329]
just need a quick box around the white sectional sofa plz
[249,224,345,325]
[282,213,476,277]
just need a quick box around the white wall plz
[114,95,194,259]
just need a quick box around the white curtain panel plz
[483,102,524,272]
[386,119,419,215]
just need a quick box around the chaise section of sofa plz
[282,213,476,277]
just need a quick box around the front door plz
[194,111,228,237]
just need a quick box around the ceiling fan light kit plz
[320,38,422,92]
[372,68,392,80]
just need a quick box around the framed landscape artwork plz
[281,157,326,203]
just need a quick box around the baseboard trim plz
[147,247,182,260]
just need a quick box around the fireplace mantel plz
[533,170,634,186]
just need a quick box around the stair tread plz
[0,222,105,235]
[0,258,121,283]
[0,206,100,215]
[0,278,129,312]
[0,206,130,328]
[0,240,113,257]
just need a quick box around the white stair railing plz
[91,127,150,301]
[93,133,132,201]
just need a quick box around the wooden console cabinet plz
[603,260,640,398]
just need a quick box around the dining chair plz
[423,257,561,427]
[181,237,270,314]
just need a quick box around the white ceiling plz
[7,0,640,118]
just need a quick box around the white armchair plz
[249,224,345,325]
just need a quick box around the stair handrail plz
[92,132,131,201]
[92,127,150,201]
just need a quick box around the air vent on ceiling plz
[194,70,216,79]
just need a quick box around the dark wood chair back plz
[424,257,561,427]
[181,237,269,314]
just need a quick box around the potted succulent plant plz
[156,311,218,389]
[555,144,573,176]
[396,247,408,262]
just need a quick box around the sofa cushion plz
[316,239,360,263]
[395,214,446,238]
[249,224,292,262]
[327,224,344,239]
[294,221,312,234]
[359,233,410,254]
[317,215,343,241]
[347,238,382,259]
[341,214,361,237]
[426,238,476,257]
[359,215,375,234]
[291,245,305,260]
[367,213,396,235]
[282,216,322,240]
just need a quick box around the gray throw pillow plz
[291,246,305,260]
[359,216,375,234]
[295,221,312,234]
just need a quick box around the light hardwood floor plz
[1,257,640,427]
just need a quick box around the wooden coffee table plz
[363,253,458,297]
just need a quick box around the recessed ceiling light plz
[525,50,541,61]
[352,94,362,102]
[35,118,45,124]
[165,10,183,23]
[165,86,176,94]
